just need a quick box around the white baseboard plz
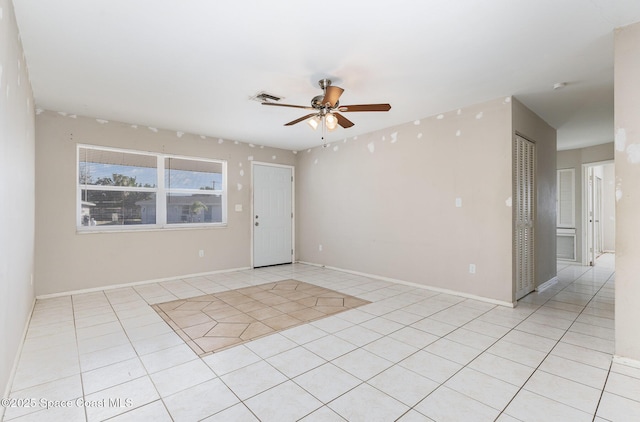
[35,267,251,300]
[297,261,515,308]
[536,276,558,293]
[613,355,640,369]
[1,297,36,421]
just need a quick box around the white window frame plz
[77,144,227,231]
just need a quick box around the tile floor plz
[152,280,370,356]
[3,254,639,421]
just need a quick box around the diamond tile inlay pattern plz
[152,279,370,356]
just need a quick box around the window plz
[165,157,224,225]
[557,168,575,228]
[78,145,226,230]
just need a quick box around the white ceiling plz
[13,0,640,151]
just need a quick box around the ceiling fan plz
[262,79,391,132]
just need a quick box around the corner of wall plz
[614,19,640,361]
[511,97,558,294]
[0,0,37,405]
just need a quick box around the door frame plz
[581,160,613,266]
[250,161,295,268]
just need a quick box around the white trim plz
[2,298,36,421]
[297,261,515,308]
[251,162,295,268]
[536,276,558,293]
[35,267,251,300]
[613,355,640,369]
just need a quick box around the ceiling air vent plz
[250,91,283,103]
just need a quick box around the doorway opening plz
[582,161,615,266]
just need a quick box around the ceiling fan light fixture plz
[307,115,321,130]
[325,113,338,130]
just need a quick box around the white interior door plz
[253,164,293,267]
[587,167,604,265]
[595,175,603,257]
[514,136,536,300]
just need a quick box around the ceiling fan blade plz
[284,113,318,126]
[322,86,344,108]
[262,102,314,110]
[334,113,355,128]
[338,103,392,112]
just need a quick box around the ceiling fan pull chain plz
[321,116,326,147]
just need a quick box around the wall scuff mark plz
[626,143,640,164]
[615,127,627,151]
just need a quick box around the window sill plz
[76,224,228,234]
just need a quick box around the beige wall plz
[512,98,558,293]
[298,97,531,304]
[557,143,614,263]
[614,21,640,361]
[35,112,296,295]
[0,0,36,400]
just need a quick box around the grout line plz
[494,266,615,420]
[592,360,614,422]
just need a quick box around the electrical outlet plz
[318,244,323,251]
[199,250,205,258]
[469,264,476,274]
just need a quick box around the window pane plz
[81,190,156,226]
[79,147,157,187]
[165,157,223,190]
[166,193,222,224]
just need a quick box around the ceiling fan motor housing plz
[311,95,337,110]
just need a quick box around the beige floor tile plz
[195,336,243,353]
[205,322,249,337]
[241,321,276,340]
[248,306,284,321]
[289,307,326,321]
[182,321,217,339]
[262,314,303,330]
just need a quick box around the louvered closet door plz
[514,136,536,300]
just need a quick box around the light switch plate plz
[235,204,243,212]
